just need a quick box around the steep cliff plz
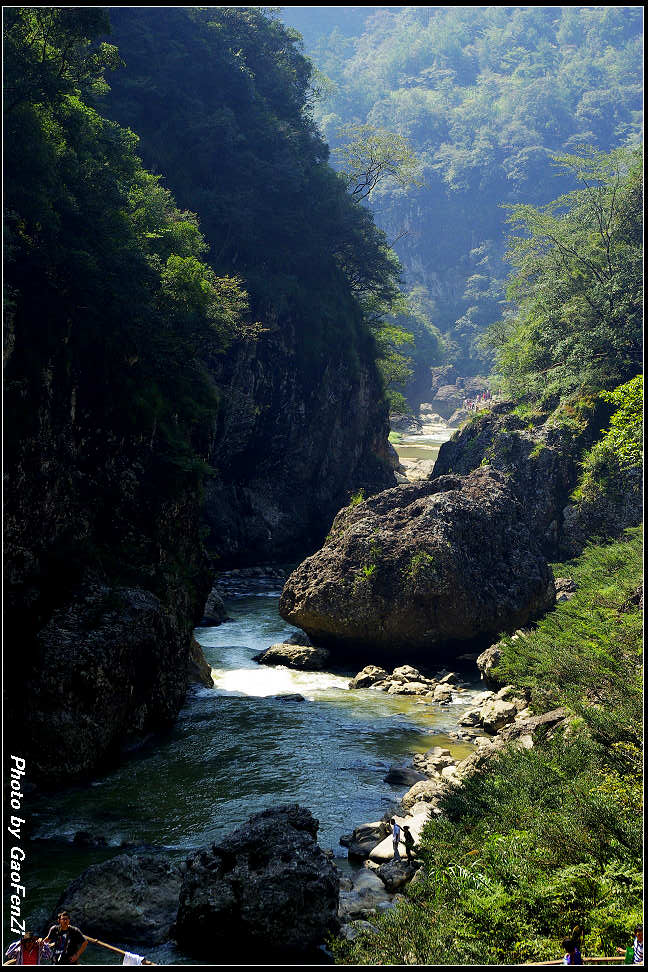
[204,322,394,565]
[103,7,398,565]
[3,349,212,784]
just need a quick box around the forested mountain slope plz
[281,6,643,400]
[101,7,399,563]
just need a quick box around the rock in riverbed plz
[56,853,182,945]
[376,859,421,892]
[340,820,389,859]
[175,805,339,960]
[200,585,230,626]
[279,468,554,659]
[252,642,330,670]
[187,636,214,688]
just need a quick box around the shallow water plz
[393,429,454,465]
[11,586,479,963]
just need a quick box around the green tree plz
[333,123,424,201]
[486,147,643,404]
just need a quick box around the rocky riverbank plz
[335,655,571,943]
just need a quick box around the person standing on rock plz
[402,825,415,862]
[44,912,87,965]
[391,818,401,859]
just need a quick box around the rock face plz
[252,642,330,671]
[200,586,230,626]
[560,465,642,558]
[175,805,339,960]
[279,467,554,659]
[187,636,214,689]
[434,401,640,557]
[56,853,182,945]
[4,577,208,785]
[203,331,396,566]
[3,343,211,784]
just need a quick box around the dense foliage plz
[100,7,403,389]
[486,149,643,406]
[572,375,643,514]
[332,530,643,965]
[3,8,249,476]
[283,6,643,392]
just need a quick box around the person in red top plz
[5,931,53,965]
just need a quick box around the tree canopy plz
[3,7,249,486]
[284,6,643,393]
[101,6,405,397]
[485,147,643,405]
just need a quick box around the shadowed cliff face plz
[3,357,212,785]
[203,323,396,566]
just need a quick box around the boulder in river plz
[252,642,330,670]
[187,636,214,688]
[56,853,182,945]
[279,467,555,660]
[200,585,230,626]
[175,805,339,960]
[349,665,390,689]
[384,765,428,787]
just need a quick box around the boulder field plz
[279,467,555,660]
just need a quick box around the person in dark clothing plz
[402,825,416,861]
[44,912,87,965]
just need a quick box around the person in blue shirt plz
[562,937,583,965]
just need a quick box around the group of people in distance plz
[5,911,86,966]
[463,388,495,412]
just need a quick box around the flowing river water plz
[12,429,480,964]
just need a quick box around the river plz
[12,437,483,964]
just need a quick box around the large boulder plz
[279,468,554,659]
[252,642,330,671]
[340,820,389,859]
[56,853,182,945]
[175,805,339,960]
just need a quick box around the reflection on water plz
[18,591,478,962]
